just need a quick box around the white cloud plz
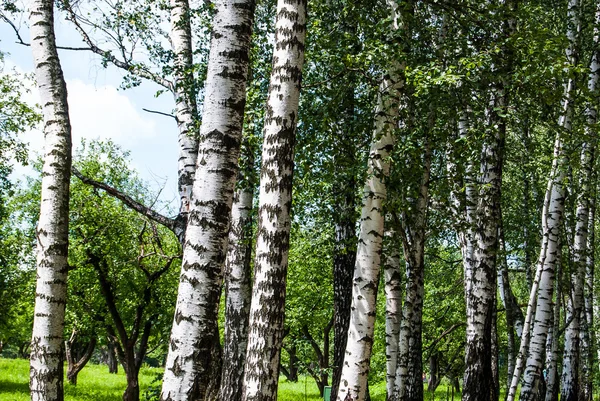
[67,79,158,148]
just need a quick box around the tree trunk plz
[107,338,119,374]
[393,133,431,401]
[65,331,97,385]
[514,2,578,399]
[171,0,199,222]
[497,221,524,389]
[241,1,306,399]
[160,0,255,399]
[580,9,599,400]
[332,83,359,401]
[543,259,561,401]
[336,5,404,395]
[384,225,402,401]
[219,181,254,401]
[28,1,73,400]
[124,365,140,401]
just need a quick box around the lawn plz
[0,358,462,400]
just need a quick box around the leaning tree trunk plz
[28,1,73,400]
[65,331,97,385]
[336,2,405,399]
[515,1,578,399]
[241,1,306,399]
[219,169,254,401]
[160,0,255,399]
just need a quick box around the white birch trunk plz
[241,0,306,399]
[171,0,199,221]
[560,140,593,401]
[393,135,431,401]
[28,1,73,400]
[336,79,397,401]
[544,265,560,401]
[336,5,404,400]
[160,1,255,399]
[384,226,402,400]
[220,184,254,401]
[581,8,600,400]
[508,2,578,399]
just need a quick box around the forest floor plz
[0,357,461,401]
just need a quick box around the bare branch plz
[72,167,177,234]
[143,108,177,120]
[61,2,174,91]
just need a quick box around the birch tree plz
[384,225,402,400]
[336,2,405,399]
[242,0,307,398]
[28,1,73,400]
[219,145,255,401]
[508,2,579,399]
[160,0,255,399]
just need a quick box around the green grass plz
[0,357,466,400]
[0,358,161,401]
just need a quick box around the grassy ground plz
[0,357,463,400]
[0,358,161,401]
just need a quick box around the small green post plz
[324,386,332,401]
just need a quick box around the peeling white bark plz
[28,1,73,400]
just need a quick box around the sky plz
[1,6,181,214]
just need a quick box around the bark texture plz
[516,1,577,398]
[383,226,402,401]
[219,181,254,401]
[336,14,404,400]
[160,2,255,399]
[171,0,200,220]
[241,0,306,399]
[28,1,73,400]
[393,135,431,401]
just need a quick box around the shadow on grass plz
[0,379,29,394]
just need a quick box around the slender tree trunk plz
[65,331,97,385]
[171,0,199,223]
[384,225,402,401]
[498,221,524,389]
[219,178,254,401]
[28,1,72,400]
[543,259,561,401]
[393,133,432,401]
[332,83,359,401]
[508,1,578,399]
[581,9,599,400]
[241,1,306,399]
[583,196,595,401]
[160,0,255,399]
[107,337,119,374]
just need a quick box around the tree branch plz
[61,3,174,91]
[72,167,178,234]
[143,108,177,120]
